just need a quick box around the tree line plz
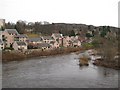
[4,20,118,37]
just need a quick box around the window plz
[2,35,5,38]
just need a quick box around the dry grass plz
[2,47,84,62]
[2,51,26,62]
[26,33,40,38]
[79,57,89,66]
[93,59,120,70]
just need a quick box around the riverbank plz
[2,47,120,70]
[2,47,84,62]
[80,49,120,70]
[93,59,120,70]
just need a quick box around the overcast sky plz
[0,0,119,27]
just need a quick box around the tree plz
[5,22,15,29]
[95,34,118,63]
[86,33,93,38]
[15,20,26,34]
[100,39,117,62]
[59,30,62,34]
[88,25,91,30]
[100,26,107,37]
[69,30,75,36]
[1,26,4,31]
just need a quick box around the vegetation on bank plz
[89,27,119,69]
[79,57,89,66]
[2,47,84,62]
[93,59,119,70]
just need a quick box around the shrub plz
[4,47,14,50]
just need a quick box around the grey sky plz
[0,0,119,27]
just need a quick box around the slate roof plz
[15,34,28,38]
[42,36,54,40]
[5,29,19,35]
[53,33,62,38]
[16,41,27,46]
[37,43,51,48]
[29,37,43,42]
[73,40,79,43]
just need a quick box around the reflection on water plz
[3,53,118,88]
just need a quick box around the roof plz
[71,38,80,43]
[73,40,79,43]
[37,43,51,48]
[0,31,2,35]
[5,29,19,35]
[50,41,55,44]
[29,37,43,42]
[42,36,54,40]
[15,34,28,38]
[16,41,27,46]
[52,33,62,38]
[0,39,3,44]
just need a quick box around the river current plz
[2,52,118,88]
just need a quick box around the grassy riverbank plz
[2,47,119,70]
[2,47,84,62]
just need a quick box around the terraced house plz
[2,29,82,51]
[2,29,19,47]
[14,34,28,42]
[13,41,27,50]
[0,39,4,50]
[0,31,4,50]
[42,36,59,48]
[51,33,63,47]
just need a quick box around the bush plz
[4,47,14,50]
[82,43,93,49]
[91,40,100,48]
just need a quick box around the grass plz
[2,47,84,62]
[26,33,40,38]
[79,57,89,66]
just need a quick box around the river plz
[2,52,118,88]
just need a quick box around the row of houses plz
[0,29,85,51]
[0,31,4,50]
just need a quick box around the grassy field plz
[26,33,40,38]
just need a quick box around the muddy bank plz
[2,47,84,62]
[93,60,120,70]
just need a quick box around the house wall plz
[78,41,81,46]
[50,41,59,48]
[13,42,28,50]
[63,36,71,47]
[18,45,27,50]
[29,40,43,45]
[0,19,5,29]
[54,42,59,48]
[19,37,28,42]
[2,31,15,47]
[42,37,55,44]
[0,43,4,50]
[72,41,81,47]
[13,42,18,50]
